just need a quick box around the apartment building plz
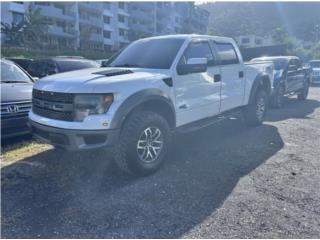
[1,2,208,51]
[128,2,209,41]
[1,1,130,51]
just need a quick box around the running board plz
[176,108,243,133]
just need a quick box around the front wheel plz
[113,111,171,176]
[242,89,268,126]
[297,81,309,100]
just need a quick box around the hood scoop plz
[93,69,133,77]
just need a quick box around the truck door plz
[287,59,304,91]
[213,42,245,112]
[174,40,221,126]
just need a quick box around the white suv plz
[29,35,274,175]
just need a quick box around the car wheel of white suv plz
[113,110,171,175]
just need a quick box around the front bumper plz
[1,116,31,139]
[29,120,120,151]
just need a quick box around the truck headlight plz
[74,94,113,121]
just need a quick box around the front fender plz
[110,89,175,129]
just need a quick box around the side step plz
[176,108,243,134]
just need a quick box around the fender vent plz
[93,69,133,77]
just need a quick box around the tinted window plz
[215,42,239,65]
[1,61,32,83]
[179,41,215,66]
[109,38,184,69]
[310,61,320,68]
[56,60,99,72]
[28,60,58,78]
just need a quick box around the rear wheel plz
[113,111,171,176]
[243,89,268,126]
[271,84,285,108]
[297,81,309,100]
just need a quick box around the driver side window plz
[178,41,215,66]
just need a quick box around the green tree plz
[23,6,52,47]
[0,22,24,46]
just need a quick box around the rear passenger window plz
[215,42,239,65]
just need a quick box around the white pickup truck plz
[29,34,274,175]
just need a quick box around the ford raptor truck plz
[29,35,274,175]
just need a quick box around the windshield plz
[109,38,185,69]
[1,61,32,83]
[310,61,320,68]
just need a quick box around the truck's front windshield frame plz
[109,38,185,70]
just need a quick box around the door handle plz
[239,71,244,78]
[214,74,221,82]
[179,104,188,109]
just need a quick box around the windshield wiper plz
[113,63,141,68]
[1,80,30,83]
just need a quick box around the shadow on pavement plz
[266,97,320,122]
[1,118,284,238]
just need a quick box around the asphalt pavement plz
[1,86,320,238]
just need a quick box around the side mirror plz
[177,58,207,75]
[288,65,297,71]
[32,77,39,81]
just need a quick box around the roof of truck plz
[137,34,234,43]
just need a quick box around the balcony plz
[103,24,113,32]
[38,5,76,21]
[118,22,129,30]
[79,2,103,12]
[90,33,103,43]
[118,8,130,17]
[119,36,129,43]
[79,17,102,28]
[48,26,75,38]
[103,9,113,17]
[9,2,25,13]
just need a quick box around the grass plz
[1,140,52,167]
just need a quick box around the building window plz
[104,2,110,9]
[104,31,111,38]
[255,38,262,45]
[12,12,24,24]
[104,16,111,24]
[119,29,127,38]
[118,2,125,9]
[118,15,125,23]
[241,38,250,44]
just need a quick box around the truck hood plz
[1,83,33,102]
[34,67,171,93]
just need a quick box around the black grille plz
[1,101,32,119]
[33,106,74,121]
[33,89,74,103]
[32,89,74,121]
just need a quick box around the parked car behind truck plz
[27,56,100,79]
[251,56,310,108]
[1,59,33,139]
[29,34,274,175]
[309,60,320,83]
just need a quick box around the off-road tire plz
[242,89,268,126]
[297,81,309,100]
[113,111,171,176]
[271,84,285,108]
